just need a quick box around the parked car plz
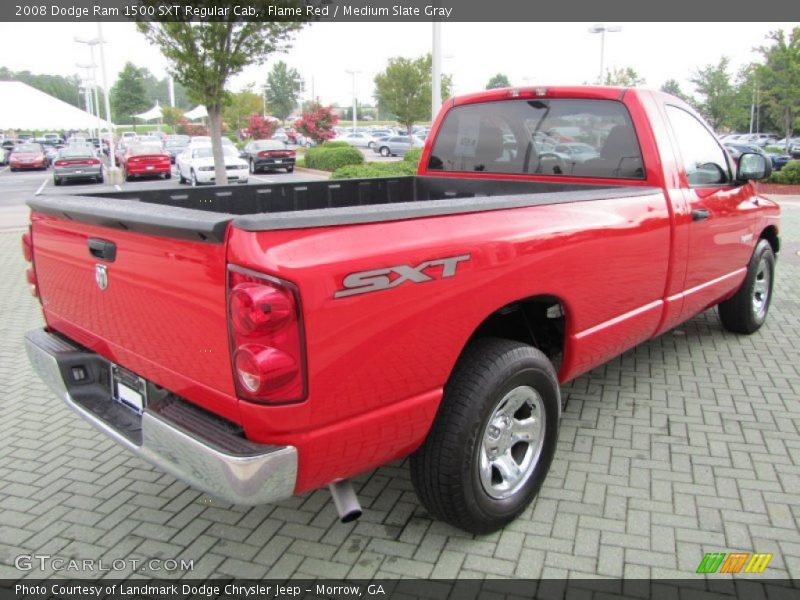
[9,143,47,171]
[176,145,248,186]
[120,131,138,143]
[53,146,103,185]
[24,86,778,535]
[552,142,601,162]
[164,137,189,164]
[42,133,64,145]
[372,135,425,157]
[0,146,7,166]
[242,140,296,173]
[334,132,374,148]
[120,144,171,181]
[725,143,791,172]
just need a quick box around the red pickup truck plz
[23,87,780,534]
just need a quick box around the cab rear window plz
[427,99,645,179]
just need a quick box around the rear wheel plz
[410,338,560,534]
[286,166,294,173]
[249,159,256,174]
[379,146,390,157]
[53,176,61,186]
[190,170,198,187]
[165,172,171,180]
[178,169,186,184]
[96,174,103,184]
[718,238,775,334]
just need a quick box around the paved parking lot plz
[0,175,798,580]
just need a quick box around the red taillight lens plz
[21,231,32,262]
[258,151,268,157]
[228,267,306,404]
[25,267,38,298]
[54,160,67,167]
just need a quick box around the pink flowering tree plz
[294,103,339,144]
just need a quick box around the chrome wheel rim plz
[478,385,545,500]
[752,257,770,320]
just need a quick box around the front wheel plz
[718,238,775,334]
[190,170,198,187]
[379,147,390,157]
[410,338,560,534]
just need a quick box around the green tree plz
[110,62,149,125]
[690,57,736,130]
[161,106,185,131]
[264,60,304,123]
[757,28,800,151]
[486,73,512,89]
[604,67,645,87]
[660,79,697,107]
[137,10,303,184]
[224,86,265,132]
[373,54,452,137]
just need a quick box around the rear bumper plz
[25,328,298,505]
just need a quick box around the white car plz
[334,132,375,148]
[175,145,248,186]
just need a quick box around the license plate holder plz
[274,159,282,164]
[111,364,147,414]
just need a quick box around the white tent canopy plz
[0,81,114,131]
[133,102,162,121]
[184,105,208,120]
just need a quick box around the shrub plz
[321,140,350,148]
[246,114,276,140]
[767,160,800,184]
[765,145,785,154]
[403,147,423,165]
[304,146,364,171]
[331,161,418,180]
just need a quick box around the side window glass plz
[665,105,730,186]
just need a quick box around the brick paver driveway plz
[1,201,798,580]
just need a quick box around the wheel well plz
[469,296,566,371]
[760,225,780,254]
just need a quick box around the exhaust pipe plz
[328,480,362,523]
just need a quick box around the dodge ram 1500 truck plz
[23,86,780,533]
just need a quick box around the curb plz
[295,166,331,179]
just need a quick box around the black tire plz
[718,238,775,334]
[286,166,294,173]
[96,175,104,184]
[249,159,256,174]
[178,169,186,184]
[53,176,61,186]
[379,146,390,157]
[165,172,171,180]
[410,338,560,534]
[190,170,198,187]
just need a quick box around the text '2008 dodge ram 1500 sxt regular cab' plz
[23,86,780,533]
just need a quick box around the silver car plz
[53,147,103,186]
[372,135,425,157]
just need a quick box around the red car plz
[120,144,171,181]
[24,86,779,534]
[9,143,47,171]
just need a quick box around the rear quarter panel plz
[228,191,671,492]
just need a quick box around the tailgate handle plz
[88,238,117,262]
[691,208,711,222]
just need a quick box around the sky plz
[0,21,795,109]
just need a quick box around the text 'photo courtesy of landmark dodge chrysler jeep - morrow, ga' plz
[23,86,780,534]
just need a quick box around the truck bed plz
[28,176,660,242]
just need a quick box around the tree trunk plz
[208,106,228,186]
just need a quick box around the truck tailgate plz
[30,213,238,421]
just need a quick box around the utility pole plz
[345,69,361,133]
[588,24,622,84]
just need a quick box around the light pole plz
[345,69,361,134]
[432,22,442,121]
[76,64,97,139]
[588,24,622,84]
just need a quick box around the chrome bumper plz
[25,329,297,506]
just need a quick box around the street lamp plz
[75,37,103,138]
[588,24,622,84]
[345,69,361,134]
[76,63,98,139]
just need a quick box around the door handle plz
[88,238,117,262]
[691,208,711,222]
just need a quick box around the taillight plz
[21,231,32,262]
[228,266,306,404]
[258,151,269,157]
[21,229,37,298]
[54,160,67,167]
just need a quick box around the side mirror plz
[736,152,771,181]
